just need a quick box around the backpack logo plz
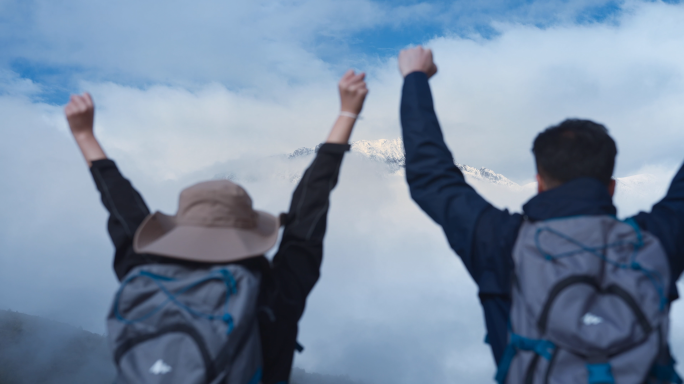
[582,312,603,326]
[149,359,172,375]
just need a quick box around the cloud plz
[0,0,642,101]
[7,1,684,182]
[51,0,684,184]
[83,80,340,180]
[416,1,684,180]
[0,93,119,331]
[0,0,433,93]
[0,69,41,97]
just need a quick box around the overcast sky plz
[2,0,684,383]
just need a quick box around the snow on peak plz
[351,138,518,187]
[351,138,405,168]
[288,138,518,186]
[456,164,518,188]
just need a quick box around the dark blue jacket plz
[400,71,684,365]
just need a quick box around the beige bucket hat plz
[133,179,280,263]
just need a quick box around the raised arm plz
[631,163,684,299]
[399,47,491,262]
[272,69,366,312]
[65,94,153,280]
[260,71,366,384]
[399,48,523,364]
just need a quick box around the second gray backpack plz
[496,216,681,384]
[107,263,263,384]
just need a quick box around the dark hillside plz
[0,310,367,384]
[0,310,115,384]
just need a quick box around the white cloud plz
[0,0,434,91]
[9,2,683,184]
[0,94,118,331]
[84,80,339,180]
[0,70,41,97]
[417,1,684,180]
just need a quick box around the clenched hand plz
[339,70,368,115]
[65,93,95,138]
[326,70,369,144]
[64,92,106,166]
[398,46,438,79]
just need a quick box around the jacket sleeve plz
[90,159,154,281]
[260,143,348,384]
[401,72,523,364]
[631,162,684,300]
[401,72,518,285]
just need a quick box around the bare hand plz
[398,46,438,78]
[339,69,368,115]
[327,70,369,144]
[64,92,106,166]
[65,93,95,139]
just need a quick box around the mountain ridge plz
[287,138,519,187]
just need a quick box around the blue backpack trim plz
[650,354,683,384]
[534,217,668,310]
[247,367,262,384]
[495,333,556,384]
[504,216,679,383]
[586,363,615,384]
[113,268,238,334]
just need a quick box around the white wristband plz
[339,111,358,119]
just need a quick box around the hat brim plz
[133,210,280,263]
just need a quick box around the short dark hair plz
[532,119,617,186]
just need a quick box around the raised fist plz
[64,93,95,138]
[339,70,368,115]
[398,46,438,79]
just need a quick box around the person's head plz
[133,180,280,263]
[532,119,617,195]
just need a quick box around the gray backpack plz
[107,264,263,384]
[496,216,682,384]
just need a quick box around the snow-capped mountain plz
[616,174,659,194]
[456,163,519,188]
[205,137,670,218]
[288,138,518,187]
[211,137,667,217]
[351,138,405,170]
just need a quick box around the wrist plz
[327,115,355,144]
[340,105,362,114]
[73,131,97,143]
[339,111,358,119]
[72,131,106,166]
[403,69,426,78]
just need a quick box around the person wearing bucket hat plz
[65,69,368,384]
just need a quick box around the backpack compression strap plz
[650,347,683,384]
[495,333,556,384]
[496,337,683,384]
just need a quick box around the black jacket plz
[401,71,684,365]
[90,143,349,384]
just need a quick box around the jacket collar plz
[523,177,616,221]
